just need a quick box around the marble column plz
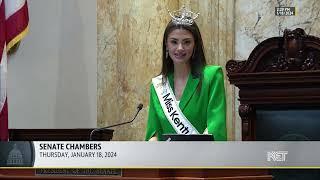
[97,0,177,140]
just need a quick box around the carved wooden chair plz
[226,28,320,141]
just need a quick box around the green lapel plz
[168,73,200,111]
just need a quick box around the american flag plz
[0,0,29,141]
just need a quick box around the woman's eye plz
[184,41,191,45]
[170,40,177,44]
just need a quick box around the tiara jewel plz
[168,5,199,26]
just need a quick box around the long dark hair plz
[160,21,207,81]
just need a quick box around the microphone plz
[89,103,143,140]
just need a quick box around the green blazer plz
[145,65,227,141]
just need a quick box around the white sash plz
[152,75,199,135]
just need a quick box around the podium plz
[0,129,272,179]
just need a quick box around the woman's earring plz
[166,49,169,59]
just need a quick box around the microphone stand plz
[89,104,143,140]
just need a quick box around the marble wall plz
[234,0,320,140]
[97,0,235,140]
[235,0,320,60]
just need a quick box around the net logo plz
[275,7,295,16]
[267,151,288,162]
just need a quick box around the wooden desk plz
[9,129,113,141]
[0,169,272,179]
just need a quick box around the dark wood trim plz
[8,129,114,141]
[0,169,272,179]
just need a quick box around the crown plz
[168,5,199,26]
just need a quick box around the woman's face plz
[166,28,195,65]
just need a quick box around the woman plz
[145,6,227,141]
